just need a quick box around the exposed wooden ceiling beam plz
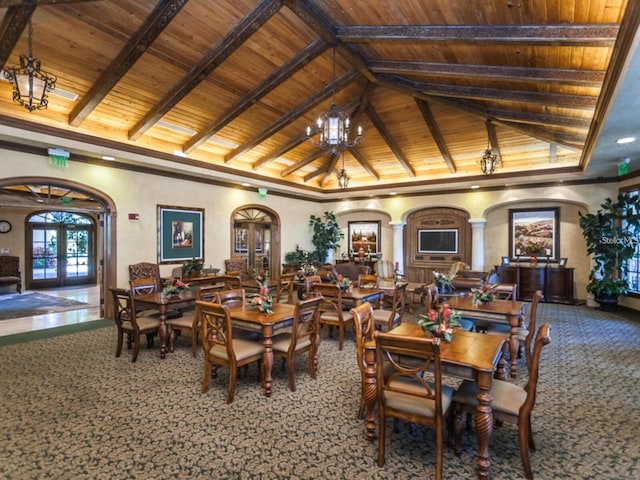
[281,149,324,177]
[365,104,416,177]
[499,120,585,151]
[336,24,619,47]
[0,0,90,5]
[69,0,189,127]
[348,147,379,181]
[319,153,341,187]
[224,70,359,163]
[369,60,605,87]
[0,5,33,69]
[252,133,307,171]
[128,0,282,141]
[415,99,456,173]
[184,38,329,153]
[486,119,502,164]
[382,74,598,109]
[484,108,591,128]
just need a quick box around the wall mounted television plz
[418,229,459,254]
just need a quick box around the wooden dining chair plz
[314,283,353,351]
[167,285,222,357]
[221,274,242,290]
[215,288,245,307]
[373,331,454,480]
[372,281,406,332]
[304,275,322,298]
[358,273,380,289]
[351,301,377,419]
[425,282,439,310]
[276,272,296,303]
[197,301,265,404]
[451,323,551,480]
[271,295,323,391]
[110,287,161,362]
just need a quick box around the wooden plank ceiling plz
[0,0,633,194]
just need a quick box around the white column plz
[469,219,487,271]
[390,221,405,274]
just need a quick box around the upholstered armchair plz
[128,262,163,291]
[224,257,249,281]
[0,255,22,293]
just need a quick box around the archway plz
[230,205,281,278]
[0,177,117,319]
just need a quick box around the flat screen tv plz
[418,229,459,254]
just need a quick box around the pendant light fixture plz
[3,19,57,112]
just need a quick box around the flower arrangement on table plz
[248,268,273,314]
[162,276,186,296]
[418,303,462,343]
[433,270,455,291]
[469,281,498,305]
[336,274,352,291]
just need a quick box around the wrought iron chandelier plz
[336,153,350,189]
[3,19,56,112]
[305,46,363,160]
[480,144,498,175]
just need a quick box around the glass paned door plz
[31,227,59,281]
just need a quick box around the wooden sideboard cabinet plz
[496,265,574,304]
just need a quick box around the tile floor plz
[0,285,102,337]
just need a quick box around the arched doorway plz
[26,211,97,289]
[230,205,281,278]
[0,178,117,318]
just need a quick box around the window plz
[621,186,640,294]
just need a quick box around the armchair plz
[0,255,22,293]
[128,262,163,291]
[224,257,249,281]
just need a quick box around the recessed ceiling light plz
[241,183,251,187]
[389,191,397,195]
[470,185,480,189]
[101,156,115,161]
[616,136,636,145]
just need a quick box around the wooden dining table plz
[133,289,198,359]
[363,323,506,480]
[444,295,525,377]
[341,286,384,306]
[226,302,297,397]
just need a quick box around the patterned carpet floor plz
[0,302,638,479]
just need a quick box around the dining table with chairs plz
[363,323,507,480]
[444,295,525,377]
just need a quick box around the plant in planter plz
[308,211,344,263]
[182,258,204,278]
[578,192,640,308]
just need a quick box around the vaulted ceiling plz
[1,0,639,199]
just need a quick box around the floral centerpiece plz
[418,303,461,342]
[248,268,273,314]
[433,270,455,292]
[469,281,497,304]
[336,274,351,291]
[163,276,186,296]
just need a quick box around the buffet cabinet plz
[495,265,574,304]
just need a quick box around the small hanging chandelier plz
[305,45,363,158]
[336,153,350,189]
[480,144,498,175]
[3,19,56,112]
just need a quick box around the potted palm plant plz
[309,211,344,263]
[182,258,204,279]
[578,192,640,309]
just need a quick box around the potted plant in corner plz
[578,192,640,309]
[309,211,344,264]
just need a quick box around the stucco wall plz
[2,147,637,310]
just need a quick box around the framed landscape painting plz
[348,221,381,254]
[509,207,560,261]
[158,205,204,263]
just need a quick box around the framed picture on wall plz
[158,205,204,263]
[348,221,381,254]
[509,207,560,261]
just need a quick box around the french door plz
[27,211,97,289]
[231,207,279,278]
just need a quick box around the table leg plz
[158,305,168,359]
[509,314,519,378]
[261,325,274,397]
[474,372,494,480]
[363,346,377,442]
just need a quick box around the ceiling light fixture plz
[616,136,636,145]
[3,19,56,112]
[305,45,363,160]
[336,153,349,189]
[480,140,498,175]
